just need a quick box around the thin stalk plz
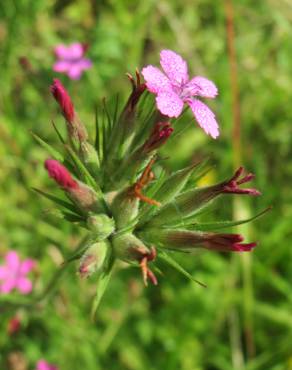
[225,0,255,363]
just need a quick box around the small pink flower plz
[36,359,58,370]
[0,251,35,294]
[53,42,92,80]
[142,50,219,138]
[45,159,78,190]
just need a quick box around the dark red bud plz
[222,167,261,196]
[142,122,173,153]
[204,233,257,252]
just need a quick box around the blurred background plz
[1,0,292,369]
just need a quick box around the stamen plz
[131,158,161,206]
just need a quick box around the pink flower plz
[0,251,35,294]
[142,50,219,138]
[36,359,58,370]
[53,42,92,80]
[45,159,78,190]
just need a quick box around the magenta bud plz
[50,79,88,141]
[45,159,101,212]
[45,159,78,190]
[51,79,75,123]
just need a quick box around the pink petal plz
[0,278,16,294]
[36,360,58,370]
[5,251,20,270]
[54,43,84,60]
[186,76,218,98]
[67,43,84,59]
[160,50,188,85]
[77,58,92,70]
[67,65,83,80]
[54,44,70,59]
[20,259,35,274]
[156,91,184,118]
[0,266,8,280]
[141,65,171,94]
[53,60,71,73]
[187,99,219,139]
[17,277,33,294]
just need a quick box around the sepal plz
[87,214,115,241]
[79,240,110,278]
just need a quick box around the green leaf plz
[51,120,66,144]
[158,251,206,288]
[65,145,102,194]
[91,258,115,321]
[32,188,80,215]
[94,104,102,160]
[31,132,64,162]
[42,208,84,223]
[184,207,272,231]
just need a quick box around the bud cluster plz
[35,50,265,310]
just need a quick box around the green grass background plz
[0,0,292,369]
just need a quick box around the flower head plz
[36,359,58,370]
[53,42,92,80]
[0,251,35,294]
[45,159,78,190]
[142,49,219,138]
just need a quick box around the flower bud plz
[146,167,260,227]
[87,214,115,241]
[45,159,101,212]
[50,79,88,142]
[112,232,149,261]
[110,188,139,229]
[151,162,199,206]
[107,71,146,161]
[68,183,102,213]
[141,122,173,154]
[7,316,21,335]
[112,233,158,285]
[79,240,109,278]
[45,158,78,190]
[140,229,257,252]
